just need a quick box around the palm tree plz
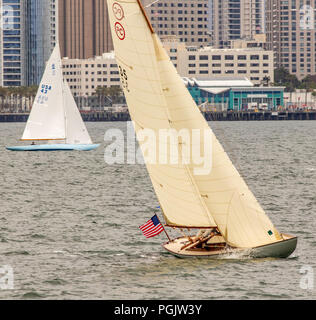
[94,86,123,110]
[0,86,39,113]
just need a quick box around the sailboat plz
[6,44,100,152]
[107,0,297,258]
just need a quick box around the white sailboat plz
[107,0,297,258]
[7,43,100,151]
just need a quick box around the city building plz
[58,0,113,59]
[163,38,274,86]
[0,0,26,86]
[231,34,268,50]
[266,0,316,80]
[185,77,284,111]
[25,0,58,85]
[62,38,274,97]
[62,52,120,97]
[211,0,265,48]
[143,0,211,46]
[0,0,57,87]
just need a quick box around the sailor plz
[195,228,220,242]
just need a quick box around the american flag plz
[139,215,164,239]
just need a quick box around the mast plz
[63,78,67,143]
[136,0,154,34]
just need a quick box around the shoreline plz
[1,110,316,122]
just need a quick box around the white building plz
[62,39,274,97]
[163,38,274,86]
[62,52,120,97]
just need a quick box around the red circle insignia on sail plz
[115,22,126,40]
[112,2,124,20]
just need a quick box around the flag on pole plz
[139,215,164,239]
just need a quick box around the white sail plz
[107,0,282,248]
[22,44,65,141]
[63,80,92,145]
[154,38,281,248]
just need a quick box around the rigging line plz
[145,0,161,8]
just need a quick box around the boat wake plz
[216,248,254,260]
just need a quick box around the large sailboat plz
[107,0,297,258]
[7,44,100,152]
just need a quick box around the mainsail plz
[22,43,93,145]
[22,44,65,141]
[107,0,282,248]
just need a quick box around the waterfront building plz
[143,0,211,46]
[58,0,113,59]
[266,0,316,80]
[185,77,284,111]
[62,52,120,97]
[163,38,274,86]
[62,38,274,97]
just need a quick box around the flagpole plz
[156,211,171,242]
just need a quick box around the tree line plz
[274,67,316,96]
[0,86,38,98]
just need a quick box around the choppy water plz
[0,121,315,300]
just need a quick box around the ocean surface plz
[0,121,315,300]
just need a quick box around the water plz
[0,121,315,300]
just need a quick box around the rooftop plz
[183,77,255,88]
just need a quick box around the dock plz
[202,110,316,121]
[1,110,316,122]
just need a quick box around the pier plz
[202,110,316,121]
[1,110,316,122]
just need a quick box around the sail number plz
[119,65,130,93]
[41,84,52,95]
[37,84,52,104]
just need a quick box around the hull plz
[163,234,297,259]
[6,144,100,152]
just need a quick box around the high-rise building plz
[0,0,57,87]
[25,0,58,85]
[58,0,113,59]
[211,0,265,48]
[266,0,316,80]
[143,0,211,46]
[0,0,26,86]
